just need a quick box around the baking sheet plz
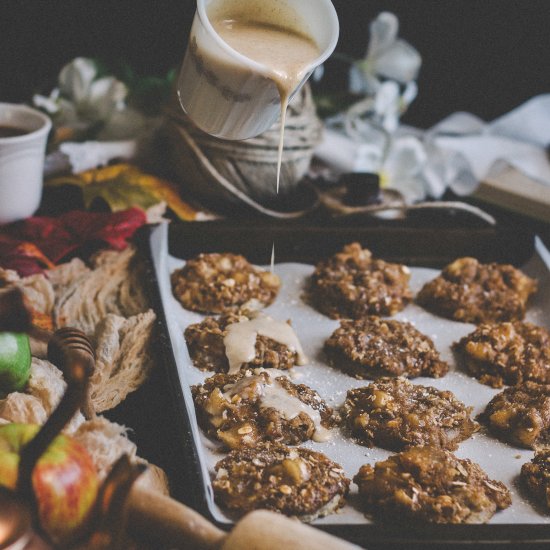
[150,223,550,527]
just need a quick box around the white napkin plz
[44,140,136,176]
[315,94,550,202]
[430,94,550,190]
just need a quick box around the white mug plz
[0,103,52,225]
[177,0,339,140]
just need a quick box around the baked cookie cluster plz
[342,377,478,451]
[308,242,412,319]
[454,321,550,388]
[354,446,511,524]
[171,252,280,314]
[417,256,537,324]
[213,442,349,521]
[185,312,302,373]
[192,370,335,449]
[324,317,449,379]
[521,450,550,510]
[478,381,550,450]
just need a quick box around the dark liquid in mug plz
[0,125,29,138]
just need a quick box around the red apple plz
[0,423,99,544]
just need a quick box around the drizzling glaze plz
[211,17,320,191]
[261,378,331,442]
[223,373,331,442]
[224,313,307,374]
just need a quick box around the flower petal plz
[33,92,60,114]
[401,81,418,108]
[59,57,97,103]
[98,108,149,140]
[374,81,400,115]
[349,63,380,96]
[373,39,421,83]
[384,135,427,181]
[366,12,399,59]
[387,174,427,203]
[54,98,82,126]
[88,77,128,119]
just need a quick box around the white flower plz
[58,57,99,105]
[33,57,147,140]
[350,12,421,94]
[346,12,421,131]
[381,135,428,202]
[33,88,60,114]
[380,134,477,203]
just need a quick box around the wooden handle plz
[223,510,361,550]
[126,487,360,550]
[126,486,225,550]
[17,329,95,503]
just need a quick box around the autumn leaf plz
[0,237,55,276]
[0,209,146,276]
[46,163,199,221]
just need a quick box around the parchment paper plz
[150,224,550,525]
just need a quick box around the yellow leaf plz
[47,163,199,221]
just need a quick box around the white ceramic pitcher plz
[177,0,339,140]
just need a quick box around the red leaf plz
[0,208,147,277]
[0,237,56,277]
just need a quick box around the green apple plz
[0,332,31,398]
[0,423,99,544]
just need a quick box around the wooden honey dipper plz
[47,327,96,420]
[18,328,96,504]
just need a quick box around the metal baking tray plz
[136,220,550,548]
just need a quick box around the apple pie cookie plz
[324,317,449,379]
[171,252,280,314]
[308,243,412,319]
[213,442,349,521]
[478,381,550,449]
[521,449,550,510]
[354,446,511,523]
[417,257,537,323]
[453,321,550,388]
[341,378,478,451]
[192,370,335,449]
[184,311,306,373]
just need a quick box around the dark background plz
[1,0,549,129]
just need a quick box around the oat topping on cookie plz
[171,252,280,314]
[308,243,412,319]
[417,257,537,323]
[342,378,478,451]
[213,442,349,520]
[354,446,511,523]
[324,317,449,379]
[454,321,550,388]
